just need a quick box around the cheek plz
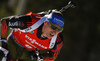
[45,26,51,32]
[45,24,52,31]
[46,26,54,32]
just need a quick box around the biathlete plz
[0,10,64,61]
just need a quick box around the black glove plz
[0,39,9,61]
[0,50,5,61]
[0,47,9,61]
[38,54,44,61]
[28,51,44,61]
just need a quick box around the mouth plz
[50,33,54,37]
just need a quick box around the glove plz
[29,51,44,61]
[0,47,9,57]
[38,54,44,61]
[0,50,5,61]
[0,47,9,61]
[0,39,9,61]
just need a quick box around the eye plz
[50,25,57,30]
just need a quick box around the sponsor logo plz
[30,31,34,33]
[25,27,32,32]
[25,44,32,49]
[25,40,37,49]
[50,43,55,48]
[21,22,24,27]
[25,35,47,49]
[54,18,64,25]
[57,23,62,27]
[8,21,20,26]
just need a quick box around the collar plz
[37,24,48,40]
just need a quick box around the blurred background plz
[0,0,100,61]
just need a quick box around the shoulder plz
[52,33,63,50]
[56,33,63,43]
[26,12,42,24]
[26,12,41,17]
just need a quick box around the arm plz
[42,34,63,61]
[1,15,32,40]
[1,15,32,29]
[0,15,32,61]
[1,12,41,39]
[1,12,42,30]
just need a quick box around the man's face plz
[42,21,60,39]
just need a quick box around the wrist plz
[1,39,7,43]
[0,47,9,56]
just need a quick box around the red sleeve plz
[26,12,42,25]
[43,34,63,61]
[1,19,9,40]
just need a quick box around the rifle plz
[37,1,76,15]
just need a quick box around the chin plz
[46,33,55,39]
[47,35,54,39]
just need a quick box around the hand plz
[28,51,44,61]
[0,50,5,61]
[0,47,9,57]
[37,54,44,61]
[0,40,9,61]
[31,54,44,61]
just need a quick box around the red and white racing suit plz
[1,12,63,61]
